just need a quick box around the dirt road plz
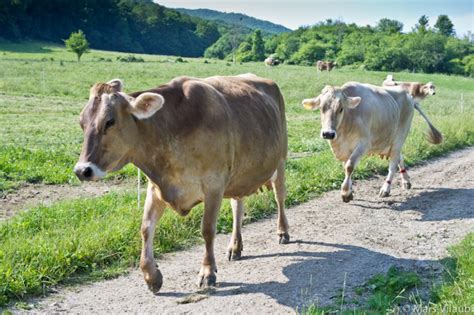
[14,147,474,314]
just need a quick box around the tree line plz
[1,1,472,76]
[207,15,473,76]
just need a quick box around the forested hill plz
[0,0,221,57]
[175,8,291,34]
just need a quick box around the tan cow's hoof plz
[145,268,163,295]
[403,182,412,190]
[342,192,353,203]
[379,189,390,198]
[198,273,217,288]
[278,232,290,244]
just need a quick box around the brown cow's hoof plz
[145,268,163,295]
[227,248,242,261]
[198,274,217,288]
[227,239,243,261]
[403,182,412,190]
[278,232,290,244]
[341,192,353,203]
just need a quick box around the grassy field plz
[0,42,473,307]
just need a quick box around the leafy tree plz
[64,30,89,61]
[404,32,448,73]
[251,30,265,61]
[415,15,429,33]
[376,18,403,34]
[434,15,455,36]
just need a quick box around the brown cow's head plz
[74,79,164,181]
[302,85,361,140]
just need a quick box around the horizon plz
[156,0,473,37]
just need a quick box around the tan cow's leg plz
[140,183,166,294]
[272,161,290,244]
[380,151,402,197]
[341,144,367,202]
[398,154,411,190]
[227,198,244,261]
[198,190,223,288]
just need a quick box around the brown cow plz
[73,74,289,293]
[382,74,436,102]
[316,60,335,72]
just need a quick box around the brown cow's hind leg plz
[140,183,166,294]
[272,161,289,244]
[227,198,244,261]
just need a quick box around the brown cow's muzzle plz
[74,162,106,181]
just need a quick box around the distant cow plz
[316,60,335,72]
[264,56,281,67]
[302,82,442,202]
[74,74,289,292]
[382,74,436,102]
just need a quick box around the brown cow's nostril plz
[322,131,336,140]
[82,166,93,179]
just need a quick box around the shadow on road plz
[352,187,474,221]
[207,241,443,310]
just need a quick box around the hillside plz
[0,0,221,57]
[175,8,291,34]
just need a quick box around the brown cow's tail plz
[414,102,443,144]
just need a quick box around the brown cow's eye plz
[104,118,115,131]
[339,107,343,113]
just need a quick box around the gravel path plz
[12,147,474,314]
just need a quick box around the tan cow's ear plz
[130,92,164,119]
[302,97,321,110]
[346,96,361,109]
[107,78,124,92]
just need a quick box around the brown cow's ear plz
[302,97,321,110]
[129,92,164,119]
[107,79,124,92]
[346,96,361,109]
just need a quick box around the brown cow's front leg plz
[227,198,244,261]
[198,190,223,288]
[341,144,367,202]
[140,183,166,294]
[272,161,290,244]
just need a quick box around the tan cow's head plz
[421,82,436,96]
[302,85,361,140]
[74,79,164,181]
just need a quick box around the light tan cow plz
[316,60,335,72]
[74,74,289,293]
[382,74,436,102]
[302,82,442,202]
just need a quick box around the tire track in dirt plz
[12,147,474,314]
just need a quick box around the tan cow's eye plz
[339,107,343,113]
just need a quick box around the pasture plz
[0,42,473,309]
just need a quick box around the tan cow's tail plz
[414,102,443,144]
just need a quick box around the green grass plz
[302,267,422,314]
[0,41,473,306]
[431,233,474,310]
[302,234,474,314]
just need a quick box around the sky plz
[156,0,473,36]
